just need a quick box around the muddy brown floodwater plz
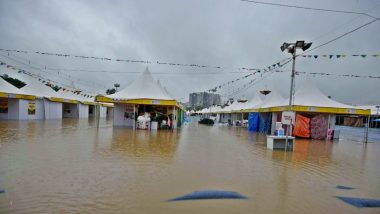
[0,118,380,213]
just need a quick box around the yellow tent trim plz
[115,98,177,106]
[81,101,97,105]
[101,103,114,107]
[96,96,112,103]
[96,96,179,107]
[226,105,370,115]
[0,92,7,98]
[49,97,65,102]
[14,94,36,100]
[63,99,79,104]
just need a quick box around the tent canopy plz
[288,77,353,108]
[259,90,286,108]
[108,67,175,101]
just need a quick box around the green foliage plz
[1,74,26,89]
[106,88,116,95]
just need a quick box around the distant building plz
[189,92,221,108]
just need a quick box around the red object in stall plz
[293,114,311,138]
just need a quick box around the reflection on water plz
[0,119,379,214]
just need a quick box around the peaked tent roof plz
[20,78,60,98]
[108,67,175,101]
[259,90,286,108]
[289,77,354,108]
[241,94,263,110]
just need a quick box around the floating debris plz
[336,196,380,208]
[168,190,248,201]
[336,185,355,190]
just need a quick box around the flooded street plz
[1,119,380,214]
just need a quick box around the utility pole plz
[280,41,312,150]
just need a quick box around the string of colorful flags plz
[223,70,288,97]
[301,54,379,59]
[0,61,96,98]
[295,71,380,79]
[206,58,292,93]
[0,48,260,71]
[0,52,107,91]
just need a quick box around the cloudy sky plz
[0,0,379,104]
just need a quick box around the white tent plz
[259,90,286,109]
[243,94,263,110]
[105,67,181,129]
[109,67,174,101]
[289,77,354,109]
[0,77,38,120]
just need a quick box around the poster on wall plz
[124,104,134,119]
[28,101,36,115]
[281,111,295,125]
[0,98,8,113]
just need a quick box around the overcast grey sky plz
[0,0,379,104]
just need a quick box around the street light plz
[280,40,312,108]
[280,40,312,147]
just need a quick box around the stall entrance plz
[62,103,78,118]
[89,105,95,117]
[135,105,174,130]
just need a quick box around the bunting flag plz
[206,58,292,93]
[301,54,379,59]
[0,48,261,71]
[0,60,95,98]
[295,71,380,79]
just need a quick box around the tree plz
[106,88,116,95]
[114,83,120,91]
[1,74,26,89]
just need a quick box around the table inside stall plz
[266,135,295,151]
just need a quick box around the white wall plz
[34,99,44,120]
[44,100,63,119]
[78,103,89,118]
[113,104,134,127]
[99,105,107,118]
[107,107,114,118]
[6,99,38,120]
[8,98,20,120]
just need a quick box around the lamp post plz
[280,41,312,149]
[376,105,380,128]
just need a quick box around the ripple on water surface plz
[0,119,379,214]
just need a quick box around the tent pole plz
[133,104,136,130]
[96,104,100,129]
[365,115,370,143]
[326,114,331,141]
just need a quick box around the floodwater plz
[0,118,380,214]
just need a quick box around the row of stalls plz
[198,77,371,140]
[0,68,112,120]
[96,68,184,130]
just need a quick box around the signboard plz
[28,101,36,115]
[281,111,295,125]
[0,98,8,113]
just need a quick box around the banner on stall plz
[281,111,295,125]
[28,101,36,115]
